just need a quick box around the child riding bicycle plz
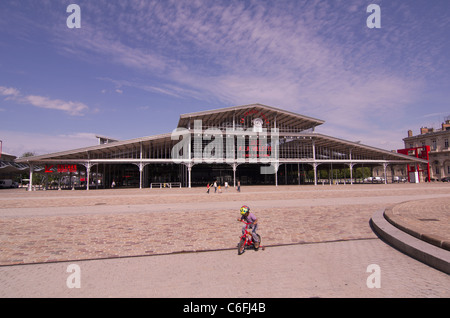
[237,205,260,249]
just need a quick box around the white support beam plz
[28,163,33,191]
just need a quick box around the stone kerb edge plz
[384,206,450,251]
[370,209,450,275]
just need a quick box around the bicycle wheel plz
[238,238,246,255]
[254,234,261,250]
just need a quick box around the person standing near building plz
[214,181,217,193]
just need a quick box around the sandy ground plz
[0,183,449,298]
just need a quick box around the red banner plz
[45,164,77,173]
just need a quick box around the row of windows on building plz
[408,138,449,151]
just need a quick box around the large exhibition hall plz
[15,104,427,190]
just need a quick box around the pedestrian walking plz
[214,181,217,193]
[237,180,240,192]
[206,183,210,194]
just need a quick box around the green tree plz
[20,151,36,158]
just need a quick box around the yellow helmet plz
[240,205,249,215]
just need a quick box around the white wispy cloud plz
[55,1,426,115]
[0,86,20,97]
[0,130,98,157]
[24,95,89,116]
[2,0,448,150]
[0,86,89,116]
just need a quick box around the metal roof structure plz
[177,103,325,132]
[15,103,428,189]
[0,153,44,176]
[0,160,42,174]
[279,132,422,163]
[16,133,175,163]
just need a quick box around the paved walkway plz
[2,239,448,298]
[0,183,449,297]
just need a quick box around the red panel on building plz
[45,164,77,173]
[397,146,430,182]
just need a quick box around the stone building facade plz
[403,119,450,181]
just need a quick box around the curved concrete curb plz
[384,206,450,251]
[370,209,450,274]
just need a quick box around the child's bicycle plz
[237,221,264,255]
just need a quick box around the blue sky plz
[1,0,449,157]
